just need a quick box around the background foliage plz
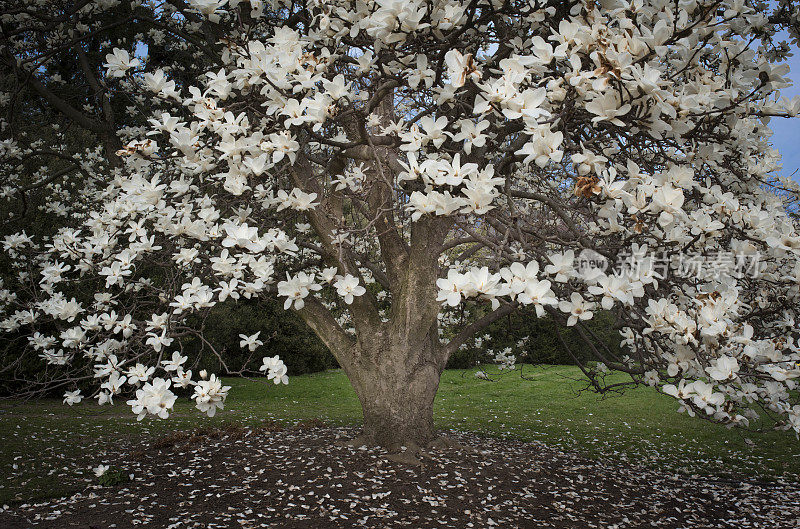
[446,306,620,369]
[185,298,337,376]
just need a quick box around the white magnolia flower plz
[193,374,230,417]
[444,49,480,88]
[558,292,595,326]
[97,391,113,405]
[103,48,140,77]
[690,380,725,414]
[436,269,468,307]
[276,188,319,212]
[320,267,338,283]
[585,92,631,126]
[187,0,227,22]
[172,369,196,388]
[161,352,187,372]
[663,379,694,400]
[239,331,264,351]
[333,274,366,304]
[146,331,174,353]
[100,372,126,396]
[706,356,740,381]
[221,223,261,252]
[63,390,82,406]
[643,370,660,386]
[545,251,575,282]
[277,272,321,310]
[126,378,177,420]
[260,355,289,385]
[127,363,155,385]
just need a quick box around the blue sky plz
[769,39,800,182]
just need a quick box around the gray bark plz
[348,332,445,449]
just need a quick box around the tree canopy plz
[2,0,800,447]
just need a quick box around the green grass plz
[1,365,798,505]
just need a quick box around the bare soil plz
[2,424,799,528]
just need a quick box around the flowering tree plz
[3,0,800,451]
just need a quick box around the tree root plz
[384,441,435,466]
[335,433,475,466]
[426,435,477,454]
[334,434,370,448]
[386,449,426,466]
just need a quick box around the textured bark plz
[292,92,452,448]
[311,284,447,449]
[356,356,441,450]
[299,298,447,449]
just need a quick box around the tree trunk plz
[295,213,451,451]
[357,363,441,449]
[346,338,445,450]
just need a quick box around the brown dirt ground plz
[2,423,799,528]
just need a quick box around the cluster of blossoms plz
[494,348,518,371]
[0,0,799,442]
[260,355,289,385]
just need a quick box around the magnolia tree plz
[2,0,800,450]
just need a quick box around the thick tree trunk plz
[356,361,441,449]
[295,196,452,451]
[297,299,446,450]
[344,333,446,450]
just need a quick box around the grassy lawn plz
[1,365,798,505]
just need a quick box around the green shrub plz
[0,297,335,398]
[182,297,337,376]
[445,305,621,368]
